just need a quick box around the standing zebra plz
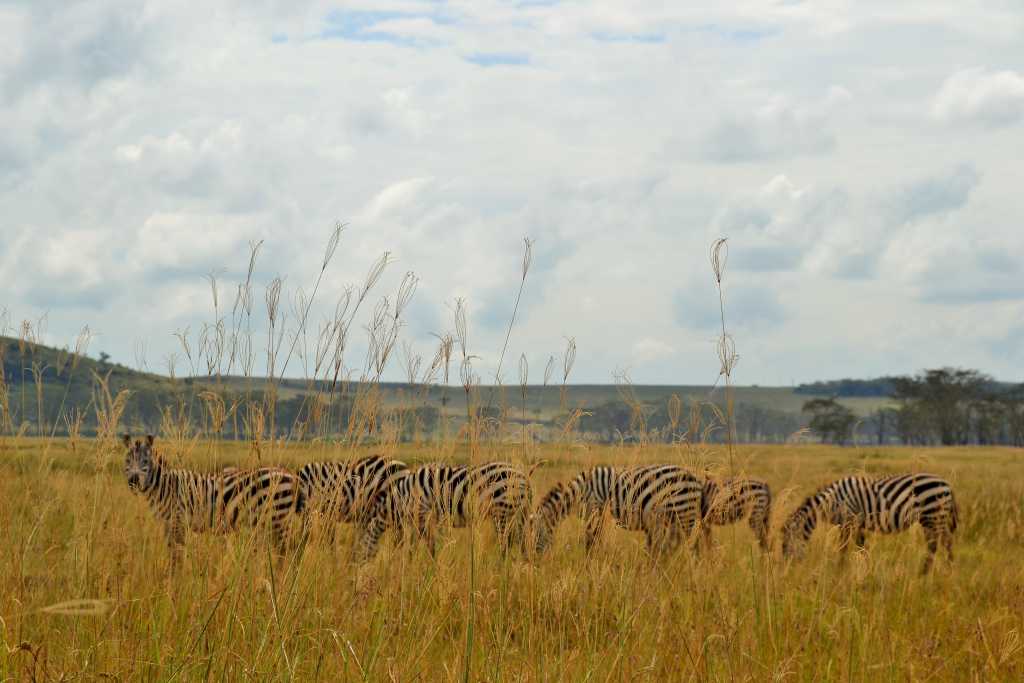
[353,462,533,563]
[297,456,409,534]
[780,472,958,574]
[122,435,305,566]
[532,465,703,557]
[700,477,772,551]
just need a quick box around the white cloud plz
[700,87,851,163]
[632,337,675,364]
[931,67,1024,127]
[0,2,1023,384]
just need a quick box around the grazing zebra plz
[122,434,305,565]
[353,462,533,563]
[700,477,772,551]
[297,456,409,533]
[532,465,703,557]
[780,473,958,574]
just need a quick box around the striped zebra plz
[122,434,305,565]
[296,456,409,536]
[532,465,703,557]
[780,472,958,574]
[700,477,772,551]
[353,462,533,563]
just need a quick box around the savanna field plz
[2,437,1022,681]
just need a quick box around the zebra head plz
[532,481,573,556]
[123,434,156,491]
[780,495,819,559]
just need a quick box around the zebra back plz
[780,472,958,557]
[611,465,703,533]
[533,464,702,555]
[297,455,408,523]
[355,461,533,561]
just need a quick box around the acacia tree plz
[802,397,857,445]
[892,368,990,446]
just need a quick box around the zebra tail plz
[949,491,959,532]
[295,484,308,515]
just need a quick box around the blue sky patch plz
[465,52,530,67]
[591,31,665,44]
[319,9,453,46]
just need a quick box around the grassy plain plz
[1,437,1022,681]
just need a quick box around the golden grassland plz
[1,437,1023,681]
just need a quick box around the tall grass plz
[1,440,1022,679]
[1,233,1020,680]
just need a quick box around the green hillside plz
[0,335,886,441]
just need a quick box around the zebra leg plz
[269,522,287,558]
[491,511,515,557]
[921,529,939,575]
[700,522,713,553]
[666,526,684,557]
[920,517,954,574]
[836,523,855,565]
[750,514,770,552]
[354,520,385,564]
[415,510,438,558]
[164,521,185,570]
[645,523,674,558]
[644,527,659,556]
[584,512,604,553]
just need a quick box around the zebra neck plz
[586,467,616,507]
[798,493,830,538]
[142,459,165,497]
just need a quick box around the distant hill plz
[0,335,891,441]
[794,378,897,397]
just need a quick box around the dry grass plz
[1,438,1022,681]
[2,232,1021,680]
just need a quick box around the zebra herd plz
[122,435,959,574]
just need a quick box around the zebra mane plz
[537,472,586,523]
[783,484,837,540]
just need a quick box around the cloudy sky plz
[1,1,1023,385]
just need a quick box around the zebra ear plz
[145,434,155,447]
[122,434,132,448]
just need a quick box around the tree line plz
[804,368,1024,447]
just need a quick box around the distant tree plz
[1002,385,1024,447]
[98,351,111,366]
[578,401,633,442]
[892,368,990,446]
[865,406,899,445]
[971,395,1007,445]
[795,378,896,397]
[802,397,857,445]
[895,401,931,445]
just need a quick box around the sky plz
[1,1,1023,386]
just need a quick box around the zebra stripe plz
[700,477,772,551]
[533,465,703,556]
[122,434,304,565]
[297,455,409,525]
[354,461,533,562]
[780,472,958,573]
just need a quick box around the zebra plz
[780,472,958,574]
[532,465,703,557]
[353,461,533,563]
[700,477,772,551]
[296,456,409,539]
[122,434,305,566]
